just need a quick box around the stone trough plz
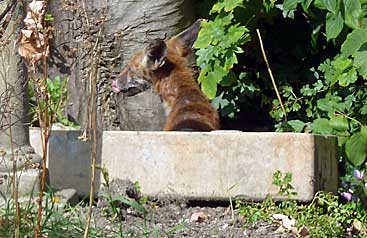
[29,129,338,202]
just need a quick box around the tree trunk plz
[48,0,196,130]
[0,0,41,183]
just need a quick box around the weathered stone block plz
[29,128,100,197]
[102,131,338,201]
[0,169,40,205]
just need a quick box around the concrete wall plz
[30,129,338,201]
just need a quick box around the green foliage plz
[29,76,78,128]
[99,193,147,220]
[272,170,297,198]
[194,0,250,99]
[197,0,367,169]
[269,0,367,169]
[0,193,101,237]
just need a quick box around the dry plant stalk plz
[57,0,108,236]
[79,7,106,238]
[1,2,25,237]
[256,29,287,121]
[18,0,51,237]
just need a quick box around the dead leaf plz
[274,225,287,233]
[190,211,207,223]
[18,0,49,65]
[353,219,367,233]
[78,130,89,142]
[272,213,296,231]
[298,226,309,237]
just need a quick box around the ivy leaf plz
[281,0,299,18]
[353,51,367,79]
[314,0,338,13]
[220,70,237,86]
[345,130,367,166]
[312,118,333,134]
[332,56,352,71]
[341,29,367,56]
[337,67,358,87]
[224,51,238,71]
[360,103,367,115]
[343,0,362,29]
[201,72,218,99]
[317,95,343,113]
[329,115,349,131]
[283,0,299,11]
[210,0,243,14]
[301,0,313,13]
[326,12,344,41]
[194,22,214,48]
[196,46,215,66]
[287,120,305,132]
[301,84,315,96]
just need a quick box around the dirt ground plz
[93,179,295,238]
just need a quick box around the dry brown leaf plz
[272,213,297,232]
[298,226,309,237]
[78,130,89,142]
[18,0,49,65]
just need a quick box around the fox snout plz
[112,75,151,96]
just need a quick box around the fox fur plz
[112,20,220,131]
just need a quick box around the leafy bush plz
[196,0,367,201]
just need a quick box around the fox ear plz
[172,19,202,56]
[143,39,167,70]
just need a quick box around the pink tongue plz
[111,80,121,93]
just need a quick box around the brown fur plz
[113,21,220,131]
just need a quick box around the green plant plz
[236,171,367,236]
[29,76,78,128]
[0,193,103,237]
[272,170,297,198]
[196,0,367,202]
[194,0,251,102]
[97,165,147,221]
[271,0,367,165]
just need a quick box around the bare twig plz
[256,29,287,121]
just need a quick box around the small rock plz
[221,223,229,230]
[190,211,207,223]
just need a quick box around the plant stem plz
[35,0,51,235]
[83,14,104,238]
[9,104,20,238]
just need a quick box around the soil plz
[92,179,295,238]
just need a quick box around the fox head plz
[112,19,202,96]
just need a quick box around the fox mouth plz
[112,79,150,97]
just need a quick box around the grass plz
[1,171,367,237]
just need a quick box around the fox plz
[112,20,220,131]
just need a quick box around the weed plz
[236,171,367,237]
[28,76,79,128]
[272,170,297,199]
